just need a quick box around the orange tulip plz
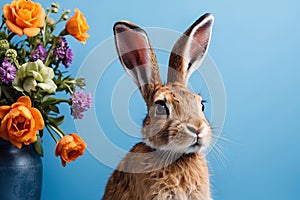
[0,96,44,149]
[55,134,86,167]
[2,0,45,37]
[65,8,90,44]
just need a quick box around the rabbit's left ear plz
[114,21,162,106]
[167,14,214,86]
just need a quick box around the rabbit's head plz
[114,14,214,155]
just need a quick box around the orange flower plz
[0,96,44,149]
[2,0,45,37]
[65,8,90,44]
[55,134,86,167]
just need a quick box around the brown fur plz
[103,143,210,200]
[103,82,213,200]
[142,83,211,153]
[104,13,215,200]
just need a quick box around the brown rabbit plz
[103,13,214,200]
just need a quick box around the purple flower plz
[53,48,65,60]
[70,91,92,119]
[53,37,73,68]
[31,45,47,62]
[60,36,68,47]
[62,47,73,68]
[0,58,16,84]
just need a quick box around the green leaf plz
[1,85,20,104]
[42,96,57,103]
[49,104,59,113]
[33,133,43,157]
[48,115,64,125]
[41,96,69,106]
[21,47,26,59]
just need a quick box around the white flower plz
[13,59,57,93]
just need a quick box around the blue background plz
[3,0,300,199]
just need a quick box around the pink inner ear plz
[187,20,212,70]
[192,21,211,50]
[115,26,150,70]
[122,49,148,70]
[167,14,214,85]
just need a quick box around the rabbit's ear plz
[167,14,214,86]
[114,21,162,105]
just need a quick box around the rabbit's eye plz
[154,100,169,116]
[201,100,206,111]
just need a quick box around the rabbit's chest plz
[136,155,211,199]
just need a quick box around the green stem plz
[7,32,16,41]
[0,20,5,31]
[44,29,68,67]
[59,29,68,37]
[64,83,74,95]
[44,37,57,66]
[42,10,52,47]
[13,58,20,69]
[48,123,65,138]
[53,60,61,71]
[54,18,64,26]
[45,125,59,143]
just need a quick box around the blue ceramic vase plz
[0,138,42,200]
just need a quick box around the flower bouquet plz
[0,0,91,167]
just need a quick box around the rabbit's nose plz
[188,117,202,128]
[196,127,204,135]
[186,121,208,137]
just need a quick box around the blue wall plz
[3,0,300,199]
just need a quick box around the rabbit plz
[103,13,215,200]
